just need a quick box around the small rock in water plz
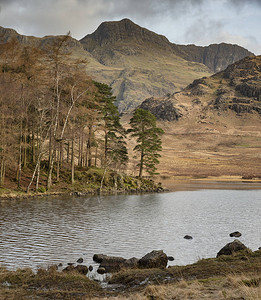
[77,258,83,263]
[167,256,175,261]
[67,262,74,266]
[58,263,63,267]
[89,265,93,272]
[258,247,261,251]
[229,231,242,238]
[184,235,193,240]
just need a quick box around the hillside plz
[0,20,253,112]
[136,55,261,180]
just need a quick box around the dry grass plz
[2,251,261,299]
[0,266,102,300]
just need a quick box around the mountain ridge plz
[80,18,254,72]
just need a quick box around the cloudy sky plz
[0,0,260,54]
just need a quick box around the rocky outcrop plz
[175,43,253,73]
[138,250,168,269]
[139,97,182,121]
[217,240,248,257]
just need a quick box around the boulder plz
[93,254,108,263]
[229,231,242,238]
[89,265,93,272]
[77,258,83,263]
[99,255,126,272]
[122,257,139,269]
[138,250,168,269]
[94,254,139,273]
[217,239,247,257]
[168,256,175,261]
[184,235,193,240]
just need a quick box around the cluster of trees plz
[0,35,164,192]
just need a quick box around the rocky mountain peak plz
[80,18,171,51]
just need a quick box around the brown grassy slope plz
[124,56,261,180]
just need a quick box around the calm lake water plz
[0,187,261,270]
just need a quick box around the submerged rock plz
[217,239,248,257]
[138,250,168,269]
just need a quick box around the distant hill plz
[0,19,254,112]
[139,55,260,121]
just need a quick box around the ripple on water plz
[0,189,261,270]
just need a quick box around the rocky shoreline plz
[1,238,261,299]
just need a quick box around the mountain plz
[0,20,254,112]
[80,19,253,112]
[80,19,212,112]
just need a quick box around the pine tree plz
[94,81,128,168]
[128,108,164,177]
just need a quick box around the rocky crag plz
[139,55,261,120]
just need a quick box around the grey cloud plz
[0,0,260,54]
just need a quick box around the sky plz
[0,0,261,54]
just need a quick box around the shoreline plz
[156,175,261,192]
[1,175,261,200]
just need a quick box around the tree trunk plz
[99,168,107,194]
[71,139,75,184]
[94,145,98,167]
[17,139,22,188]
[66,142,70,163]
[36,160,41,191]
[139,150,144,177]
[47,132,54,190]
[0,157,5,186]
[104,131,108,162]
[87,125,92,167]
[80,130,84,167]
[23,131,27,168]
[32,127,35,163]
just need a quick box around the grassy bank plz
[1,249,261,299]
[0,166,163,199]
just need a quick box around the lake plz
[0,186,261,271]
